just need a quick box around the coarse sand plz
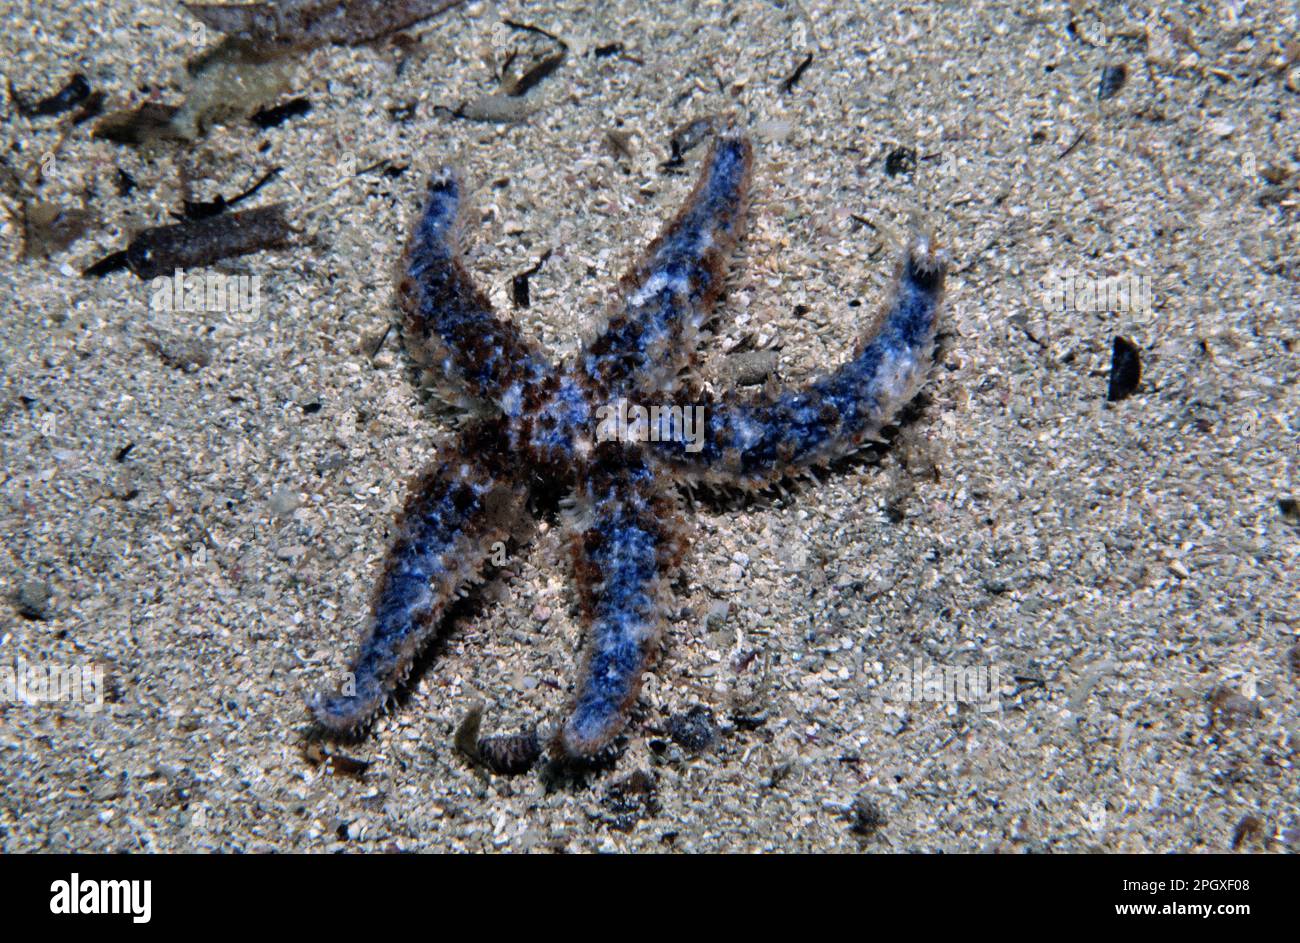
[0,0,1296,852]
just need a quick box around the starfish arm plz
[310,427,527,733]
[560,462,684,758]
[583,132,753,396]
[399,170,552,409]
[648,237,948,486]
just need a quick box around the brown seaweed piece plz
[2,147,96,259]
[23,201,96,258]
[301,742,371,778]
[83,203,292,279]
[93,103,185,144]
[182,0,466,53]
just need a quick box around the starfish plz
[309,127,948,762]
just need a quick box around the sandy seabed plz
[0,0,1296,852]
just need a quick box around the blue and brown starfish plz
[309,127,948,764]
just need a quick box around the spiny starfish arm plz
[309,427,528,733]
[583,132,753,397]
[560,460,685,758]
[399,170,552,410]
[648,236,948,487]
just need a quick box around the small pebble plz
[14,578,53,620]
[1231,814,1264,850]
[704,600,731,629]
[884,145,917,177]
[754,119,793,143]
[316,452,347,474]
[1208,685,1261,727]
[148,334,212,371]
[849,792,887,836]
[600,769,659,831]
[269,487,300,516]
[667,705,717,753]
[722,349,778,387]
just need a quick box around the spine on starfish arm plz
[583,129,753,397]
[398,169,552,410]
[561,460,685,758]
[650,234,948,487]
[309,427,527,733]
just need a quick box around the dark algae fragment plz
[1097,63,1128,101]
[115,168,138,197]
[511,249,551,308]
[177,167,281,221]
[8,73,93,118]
[660,115,721,172]
[302,742,370,778]
[849,792,887,837]
[501,49,566,98]
[70,91,106,125]
[884,145,918,177]
[83,203,292,279]
[1107,336,1141,402]
[2,152,96,258]
[250,96,312,128]
[780,53,814,93]
[599,770,659,831]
